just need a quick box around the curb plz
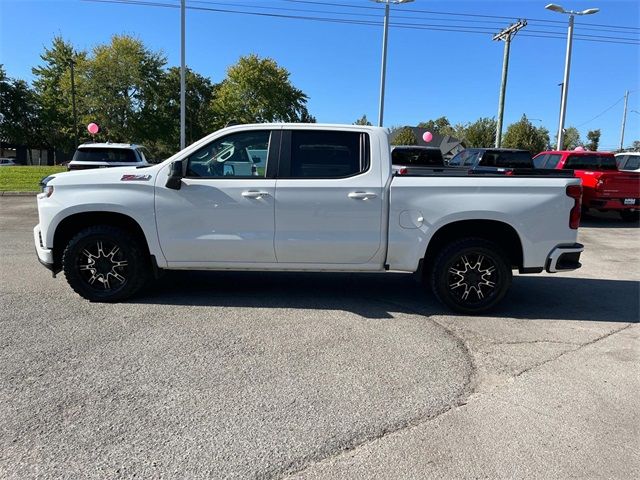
[0,191,38,197]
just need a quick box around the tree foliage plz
[0,66,41,150]
[354,114,372,126]
[502,115,550,154]
[211,54,311,126]
[391,127,417,145]
[586,129,601,151]
[459,117,496,148]
[555,126,581,150]
[417,116,455,137]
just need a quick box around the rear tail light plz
[566,184,582,229]
[397,167,408,175]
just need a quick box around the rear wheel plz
[620,210,639,222]
[431,238,512,315]
[62,225,149,302]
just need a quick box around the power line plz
[283,0,640,31]
[575,96,626,128]
[80,0,640,45]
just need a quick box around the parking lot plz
[1,197,638,479]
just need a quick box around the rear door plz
[274,129,384,264]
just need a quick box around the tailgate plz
[598,172,640,198]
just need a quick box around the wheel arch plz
[52,211,151,270]
[421,219,524,277]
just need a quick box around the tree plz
[418,116,455,137]
[502,115,550,154]
[391,127,417,145]
[147,67,217,158]
[555,126,581,150]
[459,117,496,148]
[0,66,42,158]
[85,35,166,144]
[354,114,372,126]
[632,140,640,152]
[32,37,88,156]
[586,129,601,151]
[211,54,312,126]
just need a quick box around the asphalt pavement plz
[0,197,638,479]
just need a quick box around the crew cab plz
[34,124,584,314]
[534,150,640,221]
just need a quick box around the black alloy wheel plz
[62,225,149,302]
[431,238,512,314]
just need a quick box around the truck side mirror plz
[166,160,184,190]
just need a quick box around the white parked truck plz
[34,124,584,314]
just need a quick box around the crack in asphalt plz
[280,312,634,479]
[275,297,478,480]
[513,323,633,379]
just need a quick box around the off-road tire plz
[431,238,512,315]
[62,225,149,302]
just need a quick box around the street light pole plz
[377,1,390,128]
[180,0,186,150]
[544,4,599,150]
[557,14,574,150]
[373,0,414,127]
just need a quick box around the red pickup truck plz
[534,150,640,221]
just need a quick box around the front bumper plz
[545,243,584,273]
[33,225,57,274]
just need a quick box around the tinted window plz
[623,156,640,170]
[449,150,479,167]
[545,154,562,169]
[533,154,547,169]
[564,154,617,171]
[186,130,271,178]
[73,148,137,163]
[497,151,532,168]
[392,147,443,166]
[289,130,366,178]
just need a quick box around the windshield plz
[73,148,138,163]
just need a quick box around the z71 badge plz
[121,174,152,181]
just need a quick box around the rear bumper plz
[584,197,639,211]
[545,243,584,273]
[33,225,57,274]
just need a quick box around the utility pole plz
[619,89,629,151]
[180,0,186,150]
[377,1,390,127]
[493,20,526,148]
[557,14,574,150]
[69,58,79,148]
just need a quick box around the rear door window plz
[283,130,368,178]
[544,154,562,169]
[533,154,547,168]
[623,156,640,170]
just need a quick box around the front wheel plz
[62,225,149,302]
[430,238,512,315]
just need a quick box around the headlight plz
[37,185,54,199]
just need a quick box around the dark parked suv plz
[448,148,534,172]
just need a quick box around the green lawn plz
[0,166,67,192]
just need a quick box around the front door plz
[155,129,279,265]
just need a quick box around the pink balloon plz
[87,123,100,135]
[574,146,585,151]
[423,131,433,143]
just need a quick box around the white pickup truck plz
[34,124,584,314]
